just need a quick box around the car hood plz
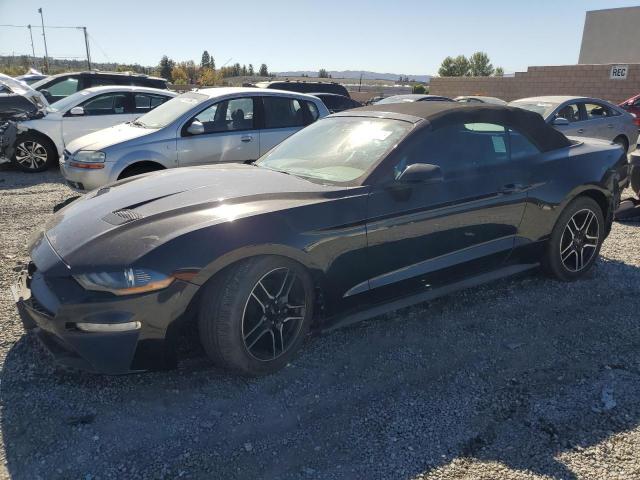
[65,122,158,154]
[35,163,350,270]
[0,73,48,119]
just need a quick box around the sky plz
[1,0,640,75]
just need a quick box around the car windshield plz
[256,117,412,183]
[376,95,420,105]
[46,90,93,113]
[133,92,207,128]
[509,100,557,118]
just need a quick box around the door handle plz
[500,183,529,194]
[241,135,253,143]
[576,129,584,134]
[607,124,614,128]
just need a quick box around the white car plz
[61,87,330,191]
[13,86,176,172]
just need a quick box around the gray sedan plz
[509,96,638,154]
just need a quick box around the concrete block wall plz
[430,64,640,103]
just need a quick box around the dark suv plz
[31,71,168,103]
[255,80,350,98]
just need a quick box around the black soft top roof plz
[345,102,571,152]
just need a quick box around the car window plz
[81,93,128,115]
[584,103,611,119]
[134,93,171,113]
[555,103,580,122]
[392,123,509,180]
[509,128,540,161]
[263,97,305,129]
[305,101,319,122]
[191,97,254,134]
[45,77,79,97]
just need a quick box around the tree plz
[199,67,217,86]
[259,63,269,76]
[318,68,329,78]
[241,64,247,76]
[452,55,470,76]
[158,55,174,81]
[438,56,457,77]
[171,65,188,84]
[494,67,504,77]
[248,64,254,76]
[468,51,494,77]
[201,50,211,69]
[412,84,426,94]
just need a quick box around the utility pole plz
[37,8,49,73]
[359,72,363,92]
[82,27,92,70]
[27,25,37,69]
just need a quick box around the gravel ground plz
[1,164,640,480]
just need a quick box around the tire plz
[631,166,640,197]
[542,196,605,281]
[13,133,58,173]
[613,135,629,154]
[198,256,314,376]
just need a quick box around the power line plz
[0,24,86,29]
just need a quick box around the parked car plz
[13,86,176,172]
[15,69,48,85]
[0,73,48,163]
[374,94,453,104]
[509,96,638,188]
[364,95,385,105]
[255,80,350,98]
[60,87,329,191]
[12,102,623,375]
[618,93,640,128]
[30,71,168,104]
[455,95,507,105]
[311,92,362,113]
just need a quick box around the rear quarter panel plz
[518,140,621,245]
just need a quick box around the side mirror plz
[40,89,51,100]
[397,163,443,184]
[69,106,85,116]
[552,116,569,126]
[187,120,205,135]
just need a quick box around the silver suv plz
[61,87,329,191]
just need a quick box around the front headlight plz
[73,150,106,163]
[73,268,174,296]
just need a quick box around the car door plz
[258,96,311,156]
[362,122,529,298]
[176,97,259,166]
[550,102,587,137]
[581,102,617,142]
[61,91,133,146]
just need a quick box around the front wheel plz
[198,256,314,376]
[542,196,605,281]
[13,133,58,172]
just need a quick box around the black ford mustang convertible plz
[12,103,624,375]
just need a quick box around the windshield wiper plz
[131,120,147,128]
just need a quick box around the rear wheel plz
[542,197,604,281]
[631,166,640,197]
[613,135,629,154]
[13,133,58,172]
[198,256,314,376]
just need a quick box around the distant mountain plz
[274,70,432,83]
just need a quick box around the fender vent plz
[102,209,143,225]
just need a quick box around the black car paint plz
[13,110,621,374]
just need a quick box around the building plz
[579,6,640,64]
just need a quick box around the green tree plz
[452,55,470,76]
[259,63,269,76]
[158,55,174,81]
[201,50,211,69]
[494,66,504,77]
[468,51,494,77]
[318,68,329,78]
[171,65,188,84]
[438,56,457,77]
[241,64,247,76]
[412,84,426,94]
[248,64,254,76]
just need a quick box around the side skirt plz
[319,263,539,334]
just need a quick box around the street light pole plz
[37,8,49,73]
[82,27,92,70]
[27,25,37,69]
